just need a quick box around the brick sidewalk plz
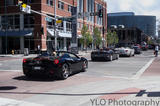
[142,57,160,77]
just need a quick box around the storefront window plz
[24,14,34,28]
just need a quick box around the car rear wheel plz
[60,64,69,80]
[23,69,32,78]
[81,60,87,72]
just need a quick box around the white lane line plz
[0,97,44,106]
[103,75,131,80]
[131,58,155,80]
[0,70,21,72]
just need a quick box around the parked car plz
[141,44,148,51]
[133,46,141,54]
[23,51,88,80]
[115,47,135,57]
[91,49,119,61]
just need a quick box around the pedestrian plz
[37,45,41,54]
[52,48,56,56]
[154,45,159,57]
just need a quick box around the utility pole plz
[4,0,8,54]
[54,0,57,50]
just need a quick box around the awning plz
[0,30,33,37]
[47,28,82,38]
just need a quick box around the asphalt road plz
[0,50,160,106]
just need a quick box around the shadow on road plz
[0,86,17,90]
[13,75,57,82]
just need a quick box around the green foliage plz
[106,30,119,46]
[147,39,154,45]
[80,25,93,48]
[93,27,102,47]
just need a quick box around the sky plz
[106,0,160,20]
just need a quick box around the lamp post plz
[4,0,8,54]
[54,0,57,51]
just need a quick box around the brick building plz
[0,0,107,54]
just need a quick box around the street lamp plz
[54,0,57,51]
[4,0,8,54]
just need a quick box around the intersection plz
[0,50,160,106]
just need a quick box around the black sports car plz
[133,46,141,54]
[91,49,119,61]
[23,51,88,80]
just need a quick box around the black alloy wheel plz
[60,64,69,80]
[82,60,87,72]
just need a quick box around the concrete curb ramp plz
[0,97,44,106]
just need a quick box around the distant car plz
[23,51,88,80]
[141,44,148,51]
[115,47,135,57]
[91,49,119,61]
[133,46,141,54]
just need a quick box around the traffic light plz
[98,9,103,18]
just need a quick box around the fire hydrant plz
[12,50,14,55]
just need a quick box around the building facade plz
[108,12,156,37]
[0,0,107,54]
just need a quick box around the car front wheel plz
[81,60,88,72]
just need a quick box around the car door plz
[62,53,76,71]
[68,53,81,71]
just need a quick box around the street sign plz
[90,12,98,16]
[45,17,52,22]
[56,20,62,24]
[21,4,31,14]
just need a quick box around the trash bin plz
[24,48,29,56]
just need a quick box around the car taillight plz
[23,59,27,63]
[125,50,128,52]
[54,59,59,64]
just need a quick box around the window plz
[58,1,64,10]
[23,0,34,3]
[77,22,80,29]
[66,22,72,31]
[1,15,20,30]
[24,14,34,28]
[47,0,53,6]
[68,5,72,12]
[6,0,16,6]
[69,53,78,59]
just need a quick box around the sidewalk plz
[0,50,92,58]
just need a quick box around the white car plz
[115,47,135,57]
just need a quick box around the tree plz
[106,30,119,47]
[93,27,102,48]
[113,31,119,45]
[80,25,93,50]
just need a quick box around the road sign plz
[21,4,31,14]
[45,17,52,22]
[56,20,62,24]
[90,12,98,16]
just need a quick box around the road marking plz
[103,75,131,80]
[131,58,155,80]
[0,97,44,106]
[0,70,21,72]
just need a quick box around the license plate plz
[34,67,41,70]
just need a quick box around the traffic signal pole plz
[54,0,57,51]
